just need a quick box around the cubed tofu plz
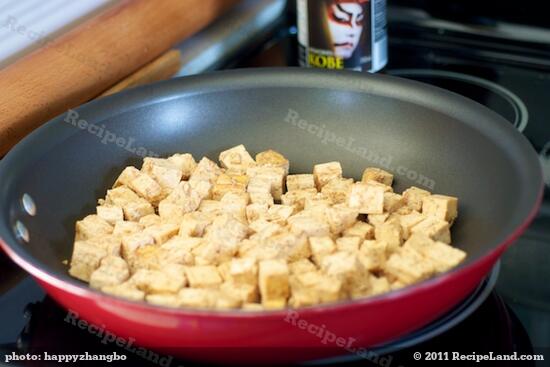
[143,223,179,245]
[309,236,336,266]
[402,186,431,211]
[343,221,374,240]
[241,303,263,311]
[348,182,385,214]
[369,275,391,296]
[358,240,387,271]
[189,157,222,185]
[105,186,140,207]
[421,195,458,224]
[288,214,330,237]
[128,172,163,203]
[363,180,393,193]
[219,144,256,174]
[185,266,223,288]
[75,215,113,241]
[321,177,353,204]
[89,256,130,289]
[336,236,362,253]
[249,219,283,239]
[220,192,249,223]
[159,236,199,265]
[313,162,342,190]
[361,167,393,186]
[246,203,269,223]
[374,219,403,253]
[247,176,274,205]
[179,211,212,237]
[216,292,243,309]
[138,214,162,227]
[178,288,217,308]
[87,235,122,256]
[217,261,233,282]
[146,293,181,307]
[113,166,141,188]
[197,200,223,216]
[385,246,435,285]
[266,205,294,225]
[212,174,247,200]
[383,192,406,213]
[286,174,315,191]
[325,204,359,235]
[220,281,259,303]
[167,153,197,180]
[204,214,249,249]
[122,198,155,222]
[393,210,425,239]
[132,245,161,271]
[102,282,145,301]
[96,205,124,225]
[112,221,143,236]
[411,217,451,244]
[404,233,466,273]
[263,299,287,310]
[141,157,183,197]
[367,213,390,227]
[288,286,320,308]
[256,149,290,175]
[258,259,290,302]
[320,251,368,295]
[69,240,108,282]
[230,258,258,285]
[288,259,317,274]
[247,166,286,200]
[265,232,310,262]
[281,188,318,211]
[121,232,155,263]
[159,181,202,219]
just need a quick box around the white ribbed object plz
[0,0,116,68]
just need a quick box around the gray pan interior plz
[0,68,542,286]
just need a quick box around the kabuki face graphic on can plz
[326,1,367,59]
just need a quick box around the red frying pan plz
[0,68,543,364]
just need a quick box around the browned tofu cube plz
[105,186,141,207]
[385,246,435,285]
[230,258,258,286]
[267,231,311,262]
[102,282,145,301]
[212,173,247,200]
[404,233,466,273]
[411,216,451,244]
[75,215,113,241]
[258,259,290,302]
[288,259,318,274]
[86,235,122,257]
[121,233,155,263]
[128,172,163,203]
[361,167,393,186]
[179,211,212,237]
[374,219,403,253]
[402,186,431,211]
[367,213,390,227]
[69,240,108,282]
[325,204,359,235]
[369,275,391,296]
[348,182,385,214]
[320,251,368,295]
[266,204,294,225]
[321,177,353,204]
[96,206,123,225]
[288,287,320,308]
[89,256,130,289]
[241,302,263,311]
[336,236,362,253]
[178,288,217,308]
[189,157,222,186]
[159,181,202,219]
[146,293,181,307]
[220,281,259,303]
[247,166,286,200]
[313,162,342,190]
[185,266,223,288]
[158,236,200,265]
[247,176,274,205]
[422,194,458,223]
[219,144,256,174]
[286,174,315,191]
[383,192,405,213]
[113,166,141,188]
[122,198,155,222]
[141,157,183,196]
[358,240,387,271]
[112,221,143,236]
[138,214,162,227]
[246,203,269,223]
[288,214,330,237]
[167,153,197,180]
[281,188,318,211]
[215,292,243,310]
[256,149,290,175]
[343,221,374,239]
[309,236,336,266]
[393,210,425,239]
[142,223,179,245]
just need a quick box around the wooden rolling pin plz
[0,0,240,156]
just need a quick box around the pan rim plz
[0,67,544,317]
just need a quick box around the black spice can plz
[297,0,387,72]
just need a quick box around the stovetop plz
[1,5,549,366]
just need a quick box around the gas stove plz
[1,3,549,366]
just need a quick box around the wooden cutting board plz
[0,0,240,156]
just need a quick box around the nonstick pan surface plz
[0,68,543,363]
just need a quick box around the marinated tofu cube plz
[96,205,124,225]
[404,233,466,272]
[216,292,243,310]
[112,221,143,236]
[288,214,330,237]
[361,167,393,186]
[247,176,274,205]
[220,192,249,222]
[185,266,223,288]
[146,293,181,307]
[247,166,286,200]
[258,259,290,302]
[286,174,315,191]
[217,261,233,282]
[281,188,318,211]
[263,299,287,310]
[105,186,141,207]
[288,259,317,274]
[256,149,290,175]
[220,281,259,303]
[367,213,390,227]
[265,231,311,262]
[132,245,161,271]
[348,182,385,214]
[363,179,393,192]
[309,236,336,266]
[75,215,113,241]
[179,211,212,237]
[121,232,155,263]
[289,286,320,308]
[385,246,435,285]
[393,210,425,239]
[141,157,183,197]
[266,204,294,225]
[336,236,362,253]
[422,194,458,224]
[158,236,199,265]
[343,221,374,240]
[143,223,179,245]
[87,235,122,256]
[219,144,256,174]
[113,166,141,188]
[122,198,155,222]
[242,303,264,311]
[69,240,108,282]
[313,162,342,190]
[178,288,217,308]
[249,219,283,239]
[189,157,222,185]
[204,214,249,248]
[159,181,202,218]
[358,240,387,271]
[402,186,431,211]
[128,172,163,203]
[383,192,406,213]
[138,214,162,227]
[246,203,269,223]
[325,204,359,235]
[89,256,130,289]
[212,173,247,200]
[321,177,353,204]
[369,275,391,296]
[374,219,403,253]
[230,258,258,286]
[102,282,145,301]
[320,251,368,294]
[411,217,451,244]
[167,153,197,180]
